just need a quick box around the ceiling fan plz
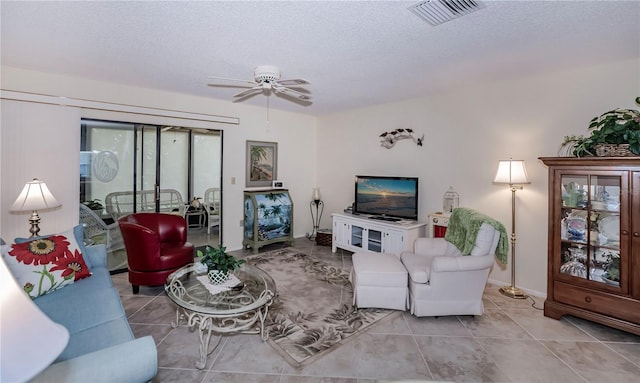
[207,65,312,102]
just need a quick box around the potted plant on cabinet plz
[197,245,245,284]
[560,97,640,157]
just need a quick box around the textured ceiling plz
[1,1,639,116]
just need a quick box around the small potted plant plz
[82,199,104,216]
[197,245,245,284]
[560,97,640,157]
[558,134,596,157]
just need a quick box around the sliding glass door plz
[80,119,222,271]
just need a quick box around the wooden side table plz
[428,212,450,238]
[185,207,207,229]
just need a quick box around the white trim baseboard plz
[487,278,546,299]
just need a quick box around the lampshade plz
[0,255,70,382]
[494,159,530,185]
[10,178,61,212]
[312,187,321,201]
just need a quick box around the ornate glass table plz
[165,263,276,369]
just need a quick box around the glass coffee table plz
[165,263,276,369]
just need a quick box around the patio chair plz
[79,203,125,255]
[203,187,221,234]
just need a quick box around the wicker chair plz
[203,187,221,234]
[79,203,125,255]
[105,189,185,222]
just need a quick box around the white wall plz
[316,58,640,296]
[0,66,318,249]
[0,100,81,240]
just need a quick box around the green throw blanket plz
[444,207,509,264]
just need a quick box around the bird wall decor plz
[379,128,424,149]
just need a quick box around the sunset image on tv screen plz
[356,178,417,217]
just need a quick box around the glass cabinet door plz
[560,173,622,289]
[351,225,364,249]
[367,229,382,252]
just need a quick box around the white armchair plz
[400,208,507,317]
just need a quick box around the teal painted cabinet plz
[243,189,294,253]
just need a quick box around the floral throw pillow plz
[1,229,91,299]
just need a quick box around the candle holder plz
[308,188,324,240]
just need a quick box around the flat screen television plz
[353,175,419,221]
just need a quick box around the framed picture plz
[246,140,278,187]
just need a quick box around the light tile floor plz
[112,237,640,383]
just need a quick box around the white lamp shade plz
[312,187,321,201]
[494,160,530,185]
[10,179,61,212]
[0,254,70,382]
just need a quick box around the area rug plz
[244,248,395,368]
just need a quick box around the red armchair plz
[118,213,194,294]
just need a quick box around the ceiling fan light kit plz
[254,65,281,83]
[207,65,312,103]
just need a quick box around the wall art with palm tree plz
[246,140,278,187]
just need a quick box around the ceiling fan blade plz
[233,86,263,99]
[277,78,310,87]
[272,85,312,101]
[207,75,258,86]
[207,83,257,91]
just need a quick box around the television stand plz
[369,216,401,222]
[332,213,426,254]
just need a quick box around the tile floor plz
[112,236,640,383]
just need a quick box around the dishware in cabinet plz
[558,173,622,287]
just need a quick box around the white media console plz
[331,212,427,255]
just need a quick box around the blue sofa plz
[27,242,158,382]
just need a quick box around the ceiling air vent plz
[409,0,484,26]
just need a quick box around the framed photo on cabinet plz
[246,140,278,187]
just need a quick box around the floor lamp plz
[494,159,530,299]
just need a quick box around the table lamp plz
[10,178,61,237]
[0,256,69,381]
